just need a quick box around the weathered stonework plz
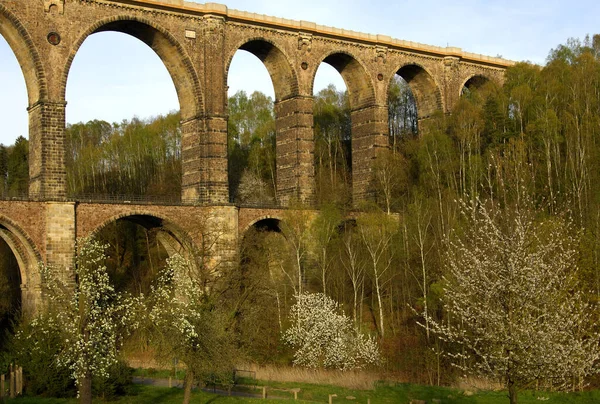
[0,199,289,313]
[1,0,510,204]
[0,0,512,312]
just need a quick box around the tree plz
[283,292,380,370]
[228,91,276,202]
[6,136,28,196]
[339,221,367,327]
[37,239,141,404]
[310,204,342,294]
[280,205,313,294]
[147,254,236,404]
[421,199,600,404]
[388,75,418,148]
[0,145,8,196]
[371,149,408,214]
[313,85,352,206]
[357,209,396,337]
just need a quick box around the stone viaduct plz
[0,0,512,313]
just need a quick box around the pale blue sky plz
[1,0,600,145]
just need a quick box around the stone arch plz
[311,51,375,110]
[390,63,443,119]
[61,15,202,121]
[0,4,46,106]
[90,212,196,259]
[461,74,493,96]
[0,214,43,316]
[241,215,284,237]
[225,38,299,102]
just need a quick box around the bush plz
[93,360,135,400]
[10,315,75,397]
[283,293,381,370]
[7,315,135,399]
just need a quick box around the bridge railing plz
[0,192,290,210]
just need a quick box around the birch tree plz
[310,204,342,294]
[357,210,396,337]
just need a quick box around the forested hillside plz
[1,35,600,388]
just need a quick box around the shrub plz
[283,293,381,370]
[10,315,75,397]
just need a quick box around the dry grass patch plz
[243,364,382,390]
[455,376,504,392]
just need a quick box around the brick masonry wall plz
[0,0,509,311]
[45,202,75,270]
[2,0,507,208]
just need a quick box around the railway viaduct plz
[0,0,512,313]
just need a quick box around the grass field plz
[5,380,600,403]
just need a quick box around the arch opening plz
[388,75,418,147]
[65,22,189,201]
[314,52,378,206]
[227,45,277,205]
[0,236,22,347]
[461,75,493,99]
[0,218,42,319]
[236,217,291,360]
[319,53,374,110]
[394,64,442,125]
[91,214,192,296]
[89,213,195,365]
[313,62,352,207]
[227,40,298,102]
[0,12,38,198]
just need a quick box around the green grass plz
[132,368,184,380]
[4,384,305,404]
[5,380,600,403]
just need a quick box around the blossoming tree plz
[283,292,380,370]
[147,254,236,404]
[421,200,600,404]
[38,239,141,404]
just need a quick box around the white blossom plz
[420,199,600,401]
[37,239,142,390]
[283,293,380,370]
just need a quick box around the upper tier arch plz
[312,51,376,111]
[390,63,443,119]
[226,38,299,102]
[0,4,46,105]
[60,15,202,120]
[461,74,493,95]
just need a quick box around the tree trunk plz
[374,271,385,337]
[79,372,92,404]
[183,369,194,404]
[508,378,518,404]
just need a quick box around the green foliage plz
[65,113,181,198]
[388,75,418,145]
[4,136,28,196]
[228,91,276,203]
[92,360,135,400]
[8,315,76,398]
[313,85,352,207]
[147,255,238,392]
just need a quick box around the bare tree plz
[357,210,396,337]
